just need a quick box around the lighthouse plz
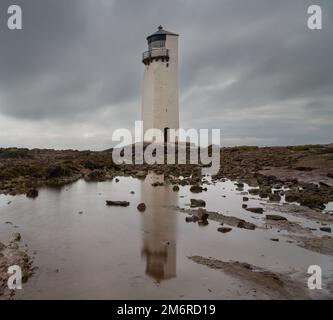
[141,26,179,143]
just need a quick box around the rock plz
[295,167,314,171]
[248,188,260,195]
[270,238,279,242]
[85,170,106,182]
[266,215,288,221]
[259,186,272,199]
[320,227,331,233]
[130,191,135,194]
[243,197,249,202]
[237,220,256,230]
[242,204,248,209]
[136,170,147,179]
[327,173,333,179]
[47,164,70,178]
[190,199,206,208]
[269,193,281,202]
[106,201,130,207]
[26,188,38,198]
[195,208,208,222]
[190,185,204,193]
[78,211,83,215]
[137,203,146,212]
[115,178,120,183]
[173,185,180,192]
[285,191,300,203]
[299,195,325,210]
[198,220,209,226]
[246,207,264,214]
[152,182,164,187]
[235,182,244,188]
[185,216,196,223]
[11,232,21,242]
[218,227,232,233]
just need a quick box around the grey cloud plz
[0,0,332,149]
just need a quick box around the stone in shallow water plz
[320,227,331,233]
[266,215,288,221]
[246,207,264,214]
[190,199,206,208]
[106,201,130,207]
[218,227,232,234]
[137,203,146,212]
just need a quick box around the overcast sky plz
[0,0,332,150]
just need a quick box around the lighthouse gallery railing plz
[142,48,169,64]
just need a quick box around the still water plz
[0,174,332,299]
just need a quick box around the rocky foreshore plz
[1,144,333,211]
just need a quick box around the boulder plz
[320,227,331,233]
[243,197,249,202]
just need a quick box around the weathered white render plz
[142,26,179,143]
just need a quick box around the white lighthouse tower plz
[141,26,179,143]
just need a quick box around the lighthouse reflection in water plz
[140,173,177,283]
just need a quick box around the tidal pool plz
[0,173,332,299]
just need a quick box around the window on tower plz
[148,34,166,50]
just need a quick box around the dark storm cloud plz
[0,0,332,149]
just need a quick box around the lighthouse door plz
[164,128,170,143]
